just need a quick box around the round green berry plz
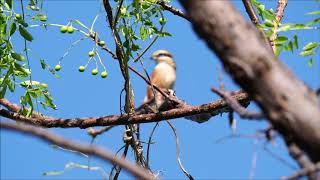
[40,15,47,22]
[88,51,95,57]
[91,69,98,75]
[101,71,108,78]
[78,66,85,72]
[159,17,166,25]
[98,41,105,46]
[15,13,21,19]
[60,26,68,33]
[55,64,61,71]
[67,26,74,33]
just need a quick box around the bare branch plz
[282,163,320,180]
[166,121,194,180]
[242,0,260,25]
[0,122,154,180]
[211,88,264,119]
[87,126,115,138]
[0,91,250,128]
[156,0,189,21]
[275,0,288,22]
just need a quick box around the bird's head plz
[150,50,175,67]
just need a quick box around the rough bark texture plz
[179,0,320,162]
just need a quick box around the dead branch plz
[0,121,154,180]
[211,87,264,119]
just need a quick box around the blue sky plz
[1,0,319,179]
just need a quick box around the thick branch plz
[0,122,154,180]
[179,0,320,162]
[0,92,250,128]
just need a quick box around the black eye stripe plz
[157,53,172,58]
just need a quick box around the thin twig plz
[87,126,115,138]
[156,0,189,21]
[166,121,194,180]
[146,122,160,168]
[211,87,264,119]
[0,122,154,180]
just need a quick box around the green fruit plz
[101,71,108,78]
[60,26,68,33]
[98,41,105,46]
[67,26,74,33]
[78,66,85,72]
[159,17,166,25]
[91,69,98,75]
[40,15,47,22]
[40,83,48,88]
[88,51,95,57]
[15,13,21,19]
[55,64,61,71]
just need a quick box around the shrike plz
[143,50,176,105]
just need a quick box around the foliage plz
[252,0,319,65]
[0,0,172,116]
[0,0,55,116]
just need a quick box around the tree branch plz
[178,0,320,162]
[156,0,189,21]
[0,122,154,180]
[0,91,250,128]
[241,0,260,25]
[211,87,264,119]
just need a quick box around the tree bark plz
[178,0,320,162]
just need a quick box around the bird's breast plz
[154,62,176,89]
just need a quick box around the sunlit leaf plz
[302,42,319,51]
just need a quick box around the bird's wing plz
[144,70,165,103]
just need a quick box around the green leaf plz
[307,11,320,15]
[9,23,16,36]
[20,80,41,88]
[0,85,7,98]
[307,18,320,26]
[293,34,298,49]
[40,59,47,69]
[5,0,13,9]
[308,58,313,67]
[274,36,288,45]
[11,52,25,61]
[299,50,314,56]
[140,25,147,40]
[264,20,274,27]
[287,41,293,53]
[303,42,319,51]
[19,25,33,41]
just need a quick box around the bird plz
[144,49,176,103]
[135,50,177,113]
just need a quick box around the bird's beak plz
[150,55,156,60]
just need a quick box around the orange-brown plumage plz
[144,50,176,103]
